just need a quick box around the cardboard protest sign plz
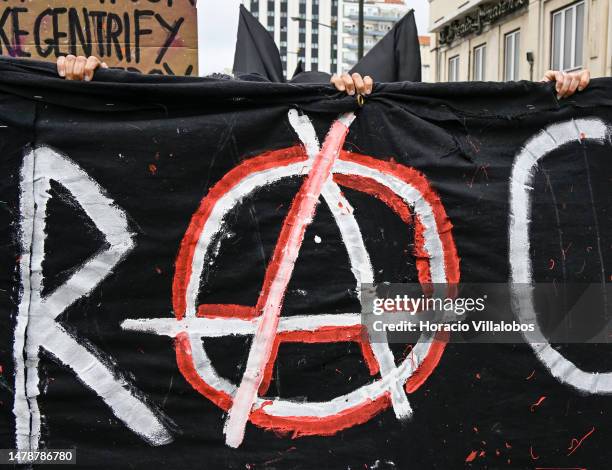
[0,0,198,75]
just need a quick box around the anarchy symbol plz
[123,110,460,448]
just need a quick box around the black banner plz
[0,58,611,469]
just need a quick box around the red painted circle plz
[172,146,460,437]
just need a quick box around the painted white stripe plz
[122,313,362,337]
[14,146,37,451]
[288,109,320,159]
[509,118,612,394]
[42,321,173,445]
[14,146,173,451]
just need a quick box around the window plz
[504,30,520,81]
[448,55,460,82]
[473,44,486,80]
[551,1,585,71]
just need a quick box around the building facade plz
[341,0,411,70]
[420,35,432,81]
[242,0,342,77]
[429,0,612,82]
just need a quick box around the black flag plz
[292,60,305,79]
[232,5,285,82]
[350,10,422,82]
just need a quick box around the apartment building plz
[429,0,612,82]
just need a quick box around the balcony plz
[346,14,400,22]
[343,27,389,37]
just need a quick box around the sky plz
[197,0,430,76]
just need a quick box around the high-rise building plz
[242,0,343,77]
[341,0,410,71]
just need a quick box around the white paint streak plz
[509,118,612,394]
[123,314,361,337]
[14,147,173,452]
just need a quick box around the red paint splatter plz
[530,445,540,460]
[155,266,162,274]
[468,164,489,188]
[473,426,478,433]
[465,450,478,462]
[475,373,481,379]
[526,370,536,380]
[530,395,547,412]
[567,426,595,456]
[548,258,555,270]
[505,442,512,449]
[478,451,485,457]
[148,163,157,175]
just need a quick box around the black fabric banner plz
[0,58,611,469]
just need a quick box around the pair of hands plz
[542,69,590,99]
[56,55,378,95]
[331,70,591,99]
[330,73,374,96]
[56,55,108,81]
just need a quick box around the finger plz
[64,55,76,80]
[342,73,355,95]
[352,73,365,95]
[57,56,66,78]
[578,69,590,91]
[330,74,345,91]
[84,56,101,81]
[364,75,373,95]
[73,56,87,81]
[557,74,572,98]
[101,62,109,69]
[566,75,581,97]
[541,70,556,82]
[554,71,565,94]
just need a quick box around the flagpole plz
[358,0,364,59]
